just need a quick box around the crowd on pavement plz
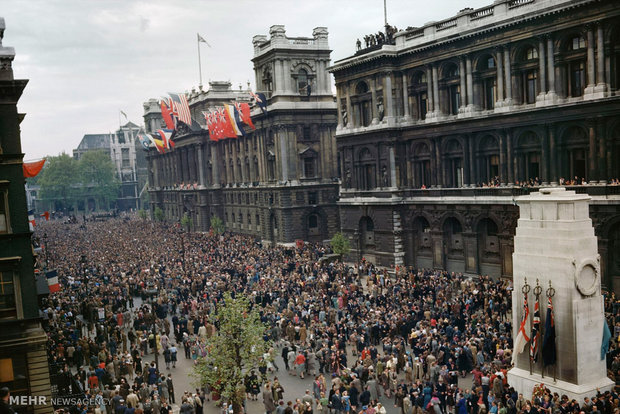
[22,214,620,414]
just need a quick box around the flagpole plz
[197,34,203,88]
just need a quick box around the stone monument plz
[508,187,614,400]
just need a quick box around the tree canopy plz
[331,232,351,257]
[38,151,119,212]
[192,293,268,414]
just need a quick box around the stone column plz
[538,37,547,94]
[548,124,557,184]
[506,129,514,184]
[336,85,343,129]
[597,122,607,184]
[499,132,506,184]
[587,119,597,182]
[546,36,556,98]
[211,145,220,187]
[426,66,434,117]
[345,82,353,128]
[463,138,470,186]
[595,23,608,95]
[402,72,411,121]
[389,145,397,188]
[283,59,292,94]
[496,47,505,105]
[585,26,596,94]
[468,134,476,186]
[274,59,283,95]
[197,144,205,187]
[435,138,442,188]
[466,56,474,110]
[370,76,379,124]
[504,45,513,104]
[459,57,467,110]
[432,65,440,115]
[384,72,395,121]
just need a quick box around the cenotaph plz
[508,187,613,400]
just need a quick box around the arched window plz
[477,135,500,184]
[440,63,461,115]
[410,71,428,120]
[560,35,587,98]
[560,126,589,181]
[356,147,376,190]
[475,54,497,110]
[411,142,431,188]
[444,139,464,187]
[352,81,372,127]
[297,69,308,94]
[514,132,541,183]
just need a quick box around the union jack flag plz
[530,297,541,362]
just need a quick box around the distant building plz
[329,0,620,290]
[145,26,339,244]
[72,122,147,211]
[0,16,53,413]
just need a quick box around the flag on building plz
[120,110,128,119]
[250,91,267,114]
[160,99,177,130]
[23,159,46,178]
[28,210,36,231]
[224,104,245,137]
[218,107,237,139]
[234,101,255,129]
[542,297,556,367]
[146,134,165,154]
[169,93,192,126]
[157,129,175,150]
[40,211,50,221]
[530,297,541,362]
[46,269,60,293]
[138,134,152,150]
[197,33,211,47]
[602,318,612,360]
[511,295,530,364]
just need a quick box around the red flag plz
[40,211,50,221]
[23,159,46,178]
[234,102,255,130]
[160,100,176,130]
[218,107,237,138]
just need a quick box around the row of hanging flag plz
[137,91,268,154]
[28,210,50,230]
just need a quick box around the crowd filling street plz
[30,215,620,414]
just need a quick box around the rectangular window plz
[0,272,16,319]
[0,190,9,234]
[449,85,460,115]
[526,71,537,104]
[419,93,428,120]
[308,192,318,205]
[484,78,496,110]
[570,61,585,97]
[303,158,316,178]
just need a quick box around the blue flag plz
[601,319,611,360]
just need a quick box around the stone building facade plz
[146,26,339,244]
[329,0,620,290]
[0,17,53,413]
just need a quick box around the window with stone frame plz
[0,189,9,234]
[514,44,540,105]
[475,54,498,110]
[560,34,587,98]
[0,271,17,319]
[297,69,308,94]
[410,71,428,121]
[303,157,316,178]
[352,81,372,127]
[308,191,318,205]
[440,63,461,116]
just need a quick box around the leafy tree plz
[210,216,225,235]
[138,209,148,220]
[153,207,164,222]
[181,213,193,232]
[331,232,351,257]
[78,150,119,211]
[192,293,268,414]
[38,153,80,211]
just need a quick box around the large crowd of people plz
[24,215,620,414]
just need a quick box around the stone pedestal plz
[508,188,613,400]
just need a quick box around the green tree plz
[192,293,268,414]
[331,232,351,257]
[138,209,148,220]
[180,212,193,232]
[38,153,80,211]
[78,150,119,211]
[210,216,225,235]
[154,207,164,222]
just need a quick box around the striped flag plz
[542,297,556,366]
[511,296,530,364]
[530,297,541,362]
[46,270,60,293]
[157,129,175,150]
[169,93,192,126]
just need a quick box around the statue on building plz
[345,168,351,188]
[356,38,362,51]
[342,108,348,127]
[377,97,384,121]
[381,166,388,187]
[364,35,370,48]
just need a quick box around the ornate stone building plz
[0,17,53,413]
[146,26,339,244]
[330,0,620,290]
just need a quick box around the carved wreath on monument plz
[572,257,600,296]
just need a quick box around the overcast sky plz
[4,0,492,160]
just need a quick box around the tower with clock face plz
[508,187,613,400]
